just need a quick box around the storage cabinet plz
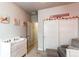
[44,18,78,50]
[0,38,27,57]
[59,19,78,45]
[44,20,58,50]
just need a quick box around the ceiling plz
[15,2,74,14]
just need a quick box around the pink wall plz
[0,2,30,40]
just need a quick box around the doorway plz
[27,21,38,53]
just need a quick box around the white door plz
[44,20,58,50]
[59,19,78,45]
